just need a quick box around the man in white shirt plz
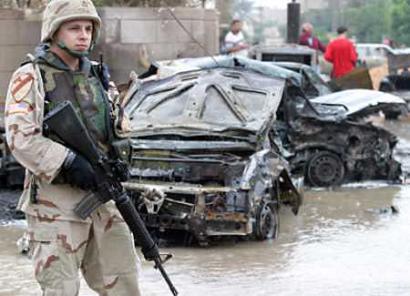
[224,19,249,57]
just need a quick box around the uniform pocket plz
[29,223,58,243]
[26,216,59,259]
[27,224,63,287]
[27,224,58,262]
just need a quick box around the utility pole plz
[287,0,300,43]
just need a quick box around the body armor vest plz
[36,51,113,150]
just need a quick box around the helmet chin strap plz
[57,41,94,58]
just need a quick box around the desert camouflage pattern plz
[5,60,141,294]
[6,56,91,221]
[6,61,68,193]
[26,202,141,295]
[5,50,140,294]
[41,0,101,43]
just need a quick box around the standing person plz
[224,19,249,57]
[324,26,358,78]
[299,22,326,53]
[5,0,142,295]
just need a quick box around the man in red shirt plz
[325,26,357,78]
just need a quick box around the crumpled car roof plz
[310,89,406,115]
[125,67,285,140]
[157,56,302,87]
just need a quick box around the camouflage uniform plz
[5,0,141,295]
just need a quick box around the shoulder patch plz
[11,73,34,103]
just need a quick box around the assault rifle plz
[43,101,178,296]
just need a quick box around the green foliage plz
[302,8,333,43]
[342,0,391,43]
[302,0,392,45]
[391,0,410,46]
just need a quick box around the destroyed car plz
[153,56,402,187]
[121,66,302,245]
[273,62,408,119]
[276,88,401,187]
[309,89,407,121]
[272,71,402,186]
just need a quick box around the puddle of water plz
[1,185,407,296]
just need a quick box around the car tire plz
[306,151,345,187]
[254,202,279,240]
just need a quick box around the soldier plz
[5,0,141,295]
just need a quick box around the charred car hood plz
[310,89,406,116]
[125,68,285,141]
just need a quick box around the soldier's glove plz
[109,159,130,182]
[62,151,97,190]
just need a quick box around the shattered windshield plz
[125,68,285,139]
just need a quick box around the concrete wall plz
[95,7,219,83]
[0,7,219,111]
[0,9,41,113]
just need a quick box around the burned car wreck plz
[272,63,404,186]
[121,67,302,245]
[277,88,401,187]
[272,62,407,120]
[152,56,402,187]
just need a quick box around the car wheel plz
[254,202,279,240]
[306,151,345,187]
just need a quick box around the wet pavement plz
[0,185,408,296]
[1,119,410,296]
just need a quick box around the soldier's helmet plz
[41,0,101,43]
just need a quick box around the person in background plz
[299,22,326,53]
[224,19,249,57]
[324,26,358,79]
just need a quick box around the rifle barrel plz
[155,258,179,296]
[115,192,178,296]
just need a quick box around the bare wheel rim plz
[307,152,345,187]
[256,203,279,240]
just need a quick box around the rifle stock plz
[43,101,178,296]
